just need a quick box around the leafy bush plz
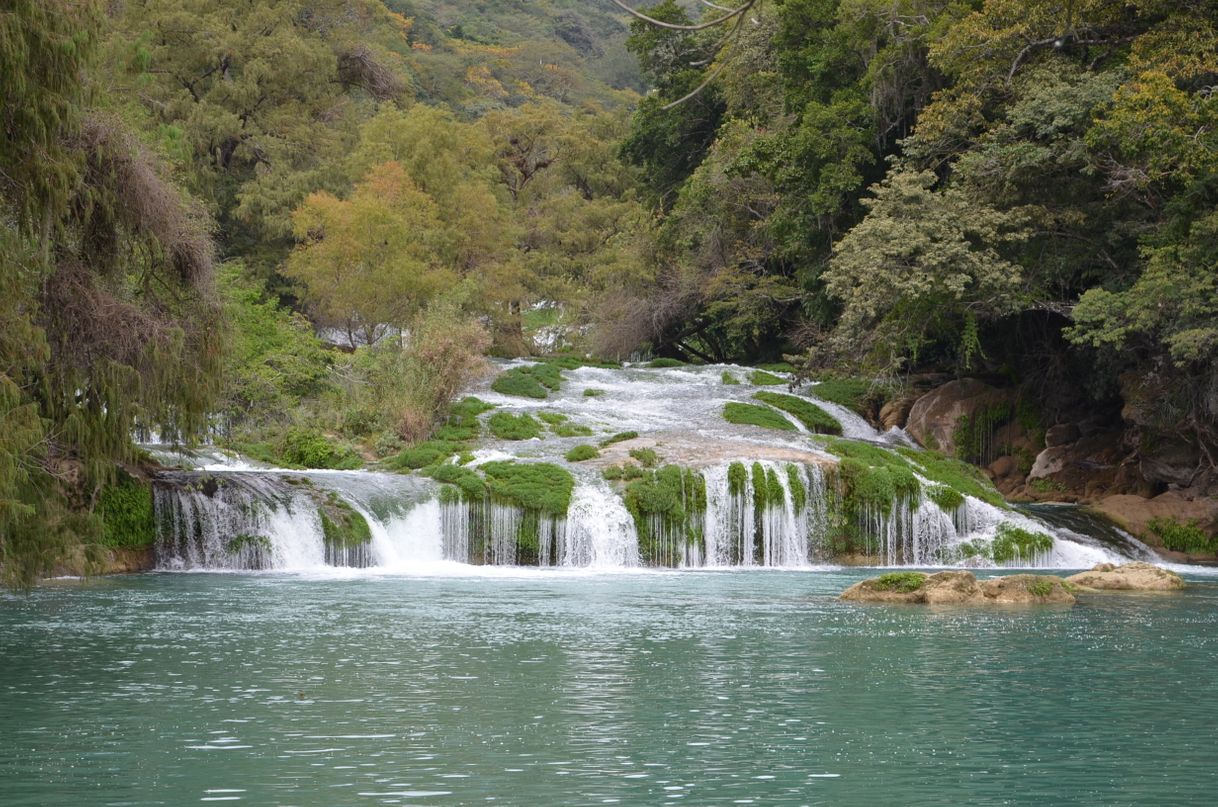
[753,391,841,434]
[722,402,797,431]
[488,412,543,440]
[602,463,645,481]
[98,472,155,548]
[277,427,362,469]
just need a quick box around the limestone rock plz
[1045,423,1080,447]
[1066,561,1185,592]
[879,396,917,430]
[1091,493,1218,557]
[988,455,1016,479]
[840,570,1076,605]
[905,379,1013,456]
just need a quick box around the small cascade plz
[563,481,639,567]
[436,497,567,565]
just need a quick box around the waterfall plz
[563,481,639,567]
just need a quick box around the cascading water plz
[147,361,1148,573]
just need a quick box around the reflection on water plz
[2,570,1217,806]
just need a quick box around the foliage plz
[872,572,927,593]
[753,391,841,434]
[991,523,1054,565]
[807,378,884,416]
[480,461,574,515]
[565,444,600,462]
[98,472,155,548]
[646,357,686,368]
[319,494,373,548]
[749,370,785,386]
[786,465,807,512]
[721,371,740,385]
[492,364,564,399]
[628,448,660,468]
[895,447,1007,508]
[426,463,487,501]
[387,440,461,471]
[722,402,798,431]
[488,412,544,441]
[1147,518,1217,554]
[600,431,639,446]
[623,464,707,565]
[926,485,965,513]
[602,463,646,482]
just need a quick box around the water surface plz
[3,569,1216,805]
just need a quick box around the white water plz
[150,361,1151,573]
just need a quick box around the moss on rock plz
[481,461,574,515]
[488,411,544,440]
[753,391,842,434]
[723,402,797,431]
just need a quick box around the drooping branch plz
[609,0,758,32]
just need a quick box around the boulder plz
[879,396,917,430]
[1045,423,1080,447]
[1091,492,1218,553]
[988,455,1016,479]
[905,379,1014,456]
[1066,561,1184,592]
[840,570,1076,605]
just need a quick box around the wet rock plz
[905,379,1014,456]
[1045,423,1080,447]
[988,455,1016,479]
[1066,561,1184,592]
[879,396,917,430]
[840,570,1076,605]
[1091,492,1218,555]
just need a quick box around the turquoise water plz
[2,569,1217,806]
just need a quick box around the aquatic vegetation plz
[721,371,740,385]
[646,357,685,368]
[583,388,604,397]
[226,533,272,554]
[277,427,362,469]
[872,571,927,593]
[624,465,707,565]
[1025,577,1054,598]
[926,485,965,513]
[491,364,563,399]
[98,473,155,548]
[387,440,461,470]
[318,494,373,547]
[806,378,882,416]
[757,362,796,373]
[480,462,574,516]
[1146,518,1216,553]
[753,391,841,434]
[433,397,493,442]
[991,523,1054,564]
[553,423,594,437]
[538,412,567,425]
[565,444,600,462]
[602,463,646,481]
[895,447,1006,507]
[749,370,785,385]
[600,430,639,446]
[488,412,544,440]
[426,463,487,500]
[722,402,797,431]
[728,462,748,495]
[786,465,807,512]
[628,448,659,468]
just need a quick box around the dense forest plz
[2,0,1216,585]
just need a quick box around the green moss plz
[749,464,785,510]
[728,462,748,496]
[753,391,842,434]
[457,451,476,465]
[488,411,544,440]
[721,371,740,385]
[277,427,362,469]
[319,495,373,548]
[425,463,487,500]
[953,403,1012,465]
[786,465,807,512]
[749,369,785,385]
[895,446,1007,508]
[583,388,604,397]
[433,397,493,441]
[723,402,798,431]
[481,461,574,515]
[226,533,272,554]
[491,364,564,399]
[1147,518,1217,553]
[539,354,622,370]
[98,472,155,548]
[387,440,461,470]
[927,485,965,512]
[757,361,796,373]
[600,430,638,446]
[991,522,1054,564]
[838,457,920,510]
[623,465,707,565]
[602,462,646,481]
[629,447,660,468]
[553,422,593,437]
[872,571,927,593]
[807,377,883,416]
[538,412,567,425]
[565,444,600,462]
[646,357,686,368]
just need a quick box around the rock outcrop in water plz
[840,570,1077,605]
[1065,562,1185,592]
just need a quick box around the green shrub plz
[1147,518,1217,553]
[753,391,842,434]
[565,444,600,462]
[481,462,574,515]
[98,472,155,548]
[600,430,638,446]
[722,402,797,431]
[629,447,659,468]
[872,571,927,593]
[646,357,685,368]
[387,440,461,470]
[749,369,785,385]
[277,426,362,469]
[991,522,1054,564]
[623,465,707,564]
[491,364,563,398]
[434,397,493,441]
[488,411,543,440]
